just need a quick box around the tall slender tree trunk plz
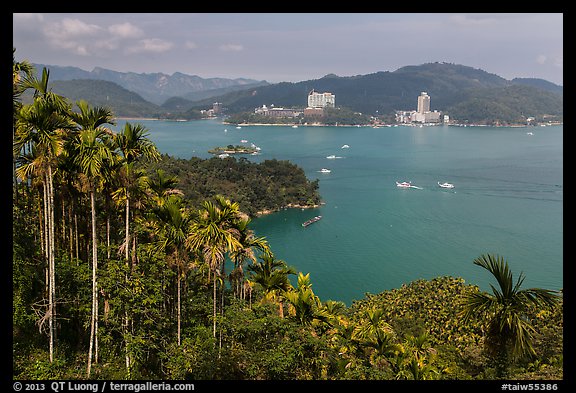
[177,266,181,346]
[213,275,217,339]
[44,168,56,364]
[87,188,98,378]
[107,212,111,260]
[74,213,79,264]
[125,193,130,262]
[49,167,56,356]
[124,193,131,377]
[42,178,52,363]
[69,204,74,262]
[61,199,66,253]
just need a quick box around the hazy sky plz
[13,13,563,86]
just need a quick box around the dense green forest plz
[141,155,321,217]
[12,54,563,382]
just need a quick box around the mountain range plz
[31,62,563,123]
[33,63,269,105]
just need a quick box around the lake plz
[112,119,563,305]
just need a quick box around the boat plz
[526,132,534,135]
[438,181,455,189]
[341,144,350,149]
[292,125,298,128]
[302,215,322,227]
[241,139,248,143]
[326,155,337,159]
[397,181,423,189]
[319,168,331,173]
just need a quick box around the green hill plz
[46,79,163,118]
[186,62,562,124]
[25,62,562,124]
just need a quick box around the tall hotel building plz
[417,92,430,114]
[307,89,336,108]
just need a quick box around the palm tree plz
[352,308,399,358]
[399,333,439,380]
[246,252,295,317]
[68,101,115,378]
[12,49,35,201]
[186,195,243,339]
[144,195,192,346]
[112,123,159,374]
[228,217,270,299]
[14,67,75,363]
[283,272,329,327]
[113,122,160,265]
[146,168,183,207]
[460,254,560,377]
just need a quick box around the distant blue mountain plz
[32,63,269,105]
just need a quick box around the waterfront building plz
[395,92,442,124]
[307,89,335,109]
[254,105,300,118]
[417,92,430,114]
[304,107,325,117]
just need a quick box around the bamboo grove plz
[13,52,563,381]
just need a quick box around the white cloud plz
[108,22,144,39]
[185,41,198,50]
[45,18,103,40]
[126,38,174,54]
[42,18,103,55]
[219,43,243,52]
[536,54,563,69]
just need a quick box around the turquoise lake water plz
[113,119,563,305]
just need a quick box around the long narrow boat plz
[302,215,322,227]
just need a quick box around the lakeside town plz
[197,90,562,128]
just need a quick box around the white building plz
[417,92,430,114]
[395,92,442,124]
[307,89,335,108]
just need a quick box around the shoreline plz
[253,203,322,218]
[115,117,563,129]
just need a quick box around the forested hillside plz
[187,62,563,125]
[141,155,322,216]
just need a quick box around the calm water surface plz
[113,119,563,305]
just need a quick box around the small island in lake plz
[208,144,258,155]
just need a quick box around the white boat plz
[438,181,455,189]
[341,144,350,149]
[526,132,534,135]
[397,181,422,189]
[292,125,298,128]
[241,139,248,143]
[326,155,337,159]
[319,168,331,173]
[218,153,230,159]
